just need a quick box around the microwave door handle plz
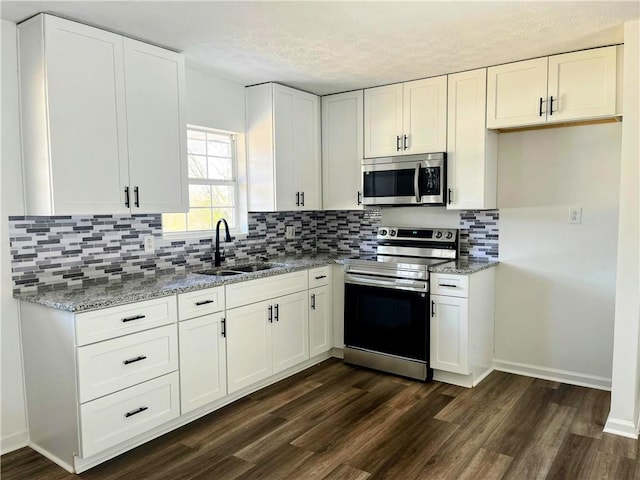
[414,163,421,202]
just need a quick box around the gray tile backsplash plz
[9,208,498,294]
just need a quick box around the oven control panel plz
[377,226,457,242]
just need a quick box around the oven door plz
[344,276,429,362]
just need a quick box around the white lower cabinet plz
[309,285,332,357]
[227,291,309,394]
[178,313,227,414]
[430,267,496,388]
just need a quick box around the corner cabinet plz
[246,83,321,211]
[364,76,447,158]
[446,68,498,210]
[17,14,188,215]
[308,266,332,356]
[321,90,364,210]
[487,46,618,129]
[430,267,495,388]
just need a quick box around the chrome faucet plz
[214,218,233,267]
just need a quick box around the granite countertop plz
[429,259,499,274]
[14,254,340,313]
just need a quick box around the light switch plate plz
[143,235,155,252]
[285,226,295,239]
[568,207,582,224]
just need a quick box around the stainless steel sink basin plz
[195,263,277,277]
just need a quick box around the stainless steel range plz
[343,226,459,381]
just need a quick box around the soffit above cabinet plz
[1,2,637,95]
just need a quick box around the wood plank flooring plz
[2,359,638,479]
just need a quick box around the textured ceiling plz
[2,1,638,95]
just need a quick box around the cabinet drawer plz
[77,324,178,403]
[226,270,308,309]
[79,372,179,458]
[178,287,225,321]
[76,296,177,346]
[308,266,330,288]
[431,273,469,298]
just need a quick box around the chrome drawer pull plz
[122,314,146,323]
[123,355,147,365]
[124,406,148,418]
[195,300,214,306]
[314,275,327,280]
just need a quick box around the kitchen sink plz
[196,263,278,277]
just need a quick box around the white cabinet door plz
[294,91,321,211]
[273,85,298,211]
[124,38,188,214]
[403,76,447,154]
[179,313,227,414]
[309,285,332,357]
[547,46,617,123]
[226,300,272,394]
[272,291,309,374]
[446,68,497,210]
[364,83,403,158]
[486,57,548,129]
[430,294,469,375]
[322,91,364,210]
[22,15,129,215]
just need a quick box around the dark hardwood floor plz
[2,358,638,479]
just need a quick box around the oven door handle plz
[345,274,428,293]
[414,163,421,203]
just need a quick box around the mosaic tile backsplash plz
[9,208,498,294]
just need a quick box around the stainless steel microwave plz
[362,153,446,206]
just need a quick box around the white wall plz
[606,19,640,438]
[495,122,622,388]
[1,19,28,453]
[185,67,245,132]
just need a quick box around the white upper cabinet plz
[246,83,321,211]
[123,38,188,214]
[364,76,446,158]
[17,14,187,215]
[321,90,364,210]
[446,68,497,210]
[487,46,618,129]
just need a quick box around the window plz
[163,127,239,234]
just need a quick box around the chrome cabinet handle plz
[403,134,408,150]
[414,163,421,202]
[396,135,401,151]
[221,318,226,338]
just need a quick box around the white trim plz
[29,442,75,473]
[1,430,29,455]
[493,358,611,390]
[330,347,344,359]
[603,416,639,439]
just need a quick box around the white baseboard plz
[1,430,28,455]
[29,442,74,473]
[603,416,639,439]
[493,359,611,391]
[331,347,344,359]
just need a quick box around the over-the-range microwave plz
[362,152,446,206]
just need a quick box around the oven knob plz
[380,229,388,236]
[446,232,453,239]
[390,230,396,236]
[435,231,443,239]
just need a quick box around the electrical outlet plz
[568,207,582,224]
[285,225,295,239]
[143,235,155,253]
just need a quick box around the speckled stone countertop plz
[429,259,498,274]
[14,254,340,313]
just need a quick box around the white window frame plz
[162,125,245,239]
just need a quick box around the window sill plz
[161,229,248,242]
